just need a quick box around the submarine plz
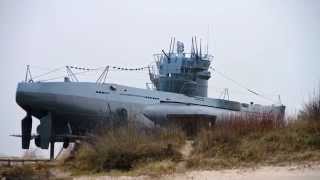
[15,38,285,159]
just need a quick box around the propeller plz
[21,112,32,149]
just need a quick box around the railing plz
[153,53,213,62]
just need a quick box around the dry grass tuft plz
[0,163,51,180]
[188,88,320,169]
[300,87,320,123]
[64,124,186,174]
[192,113,285,157]
[188,121,320,169]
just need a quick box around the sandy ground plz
[75,164,320,180]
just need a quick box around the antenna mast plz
[207,25,210,56]
[194,36,198,56]
[200,38,202,58]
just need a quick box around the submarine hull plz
[16,81,285,149]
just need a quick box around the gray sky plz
[1,0,319,156]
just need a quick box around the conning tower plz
[149,37,213,97]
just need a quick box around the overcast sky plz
[1,0,319,156]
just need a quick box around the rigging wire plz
[68,65,150,71]
[32,66,65,80]
[209,66,277,103]
[35,65,150,82]
[28,63,279,104]
[109,66,149,71]
[29,65,61,71]
[40,67,105,82]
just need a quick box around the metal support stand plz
[25,65,33,82]
[50,141,55,160]
[96,66,109,85]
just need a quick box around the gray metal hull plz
[16,81,285,149]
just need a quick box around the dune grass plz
[187,89,320,169]
[63,125,186,174]
[0,163,51,180]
